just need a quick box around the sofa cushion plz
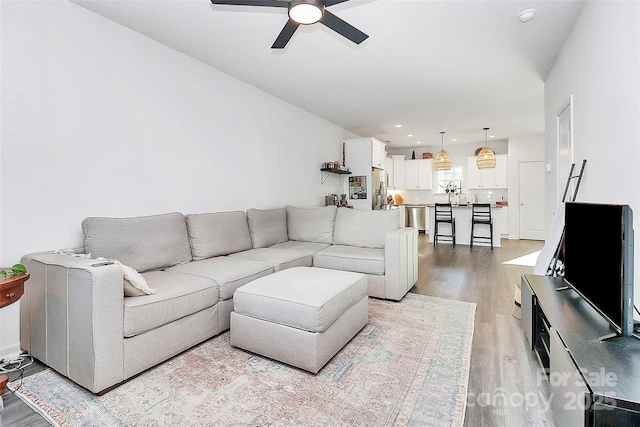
[313,245,385,275]
[333,208,400,249]
[185,211,252,260]
[270,241,331,258]
[228,248,312,272]
[233,267,367,333]
[123,270,219,338]
[246,208,288,248]
[82,212,192,273]
[286,206,337,244]
[168,257,273,300]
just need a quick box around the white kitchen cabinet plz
[500,207,509,236]
[495,155,508,188]
[344,137,387,172]
[372,138,387,169]
[389,155,406,189]
[386,157,394,188]
[466,154,508,189]
[404,159,433,189]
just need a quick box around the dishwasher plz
[405,206,426,232]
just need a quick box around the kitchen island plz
[427,204,502,247]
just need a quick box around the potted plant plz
[0,263,28,278]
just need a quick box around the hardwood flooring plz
[411,234,554,427]
[1,235,553,426]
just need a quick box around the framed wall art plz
[349,176,367,199]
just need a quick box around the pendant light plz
[477,127,496,169]
[434,131,452,171]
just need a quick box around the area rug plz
[10,293,475,427]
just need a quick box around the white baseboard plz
[0,344,22,361]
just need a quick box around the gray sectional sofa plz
[20,205,418,393]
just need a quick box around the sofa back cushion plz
[185,211,252,260]
[246,208,288,248]
[286,206,337,244]
[82,212,192,273]
[332,208,400,248]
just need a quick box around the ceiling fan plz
[210,0,369,49]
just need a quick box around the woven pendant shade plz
[434,131,451,171]
[434,150,451,171]
[477,127,496,169]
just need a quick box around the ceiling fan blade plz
[323,0,351,6]
[272,19,300,49]
[210,0,288,7]
[320,10,368,45]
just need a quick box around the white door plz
[520,161,546,240]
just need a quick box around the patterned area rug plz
[10,293,475,426]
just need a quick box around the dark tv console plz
[521,274,640,426]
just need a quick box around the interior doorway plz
[519,161,546,240]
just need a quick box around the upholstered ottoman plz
[230,266,368,373]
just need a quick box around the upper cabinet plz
[466,154,508,189]
[344,137,387,171]
[404,159,433,190]
[372,138,387,169]
[388,155,406,190]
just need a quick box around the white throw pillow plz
[53,250,155,296]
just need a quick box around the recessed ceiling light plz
[451,138,457,141]
[489,135,495,138]
[417,141,422,144]
[408,134,413,137]
[518,9,536,23]
[395,124,402,128]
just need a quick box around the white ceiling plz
[73,0,585,148]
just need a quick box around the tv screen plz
[563,202,634,337]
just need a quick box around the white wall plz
[0,1,356,357]
[507,135,545,239]
[544,2,640,306]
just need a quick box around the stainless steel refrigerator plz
[372,168,387,210]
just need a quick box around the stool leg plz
[470,222,474,248]
[490,223,493,249]
[452,221,456,246]
[434,221,438,246]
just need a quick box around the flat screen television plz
[563,202,635,338]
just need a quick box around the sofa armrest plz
[384,228,419,301]
[20,252,125,393]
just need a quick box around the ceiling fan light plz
[289,0,324,25]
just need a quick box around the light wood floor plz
[2,235,554,426]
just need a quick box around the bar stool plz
[434,203,456,246]
[470,203,493,249]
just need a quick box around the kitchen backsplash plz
[389,189,508,205]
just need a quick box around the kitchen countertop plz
[392,203,507,208]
